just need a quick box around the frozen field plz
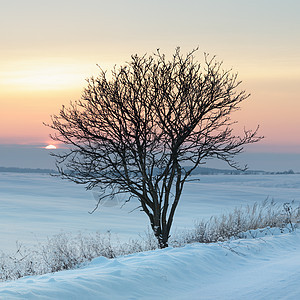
[0,172,300,253]
[1,172,300,299]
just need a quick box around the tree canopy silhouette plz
[47,48,262,248]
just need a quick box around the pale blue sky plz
[2,0,299,62]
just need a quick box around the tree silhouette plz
[47,48,262,248]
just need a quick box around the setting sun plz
[45,145,57,150]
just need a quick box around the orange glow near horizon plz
[0,62,299,151]
[1,1,299,153]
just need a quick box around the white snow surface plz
[1,173,300,299]
[1,229,300,299]
[1,173,300,253]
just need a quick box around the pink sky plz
[0,0,299,152]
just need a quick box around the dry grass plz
[172,200,300,246]
[1,200,299,281]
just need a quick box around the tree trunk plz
[152,224,169,249]
[158,232,169,248]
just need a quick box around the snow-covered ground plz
[0,172,300,299]
[1,172,299,253]
[0,229,300,299]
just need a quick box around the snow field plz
[1,173,300,253]
[0,172,300,299]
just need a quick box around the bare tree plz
[47,48,262,248]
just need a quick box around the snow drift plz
[1,229,300,300]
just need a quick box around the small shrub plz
[0,231,158,282]
[175,200,300,245]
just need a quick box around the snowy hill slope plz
[1,230,300,300]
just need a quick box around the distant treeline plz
[188,167,266,175]
[0,167,56,174]
[189,167,297,175]
[0,166,297,175]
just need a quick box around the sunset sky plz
[0,0,299,169]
